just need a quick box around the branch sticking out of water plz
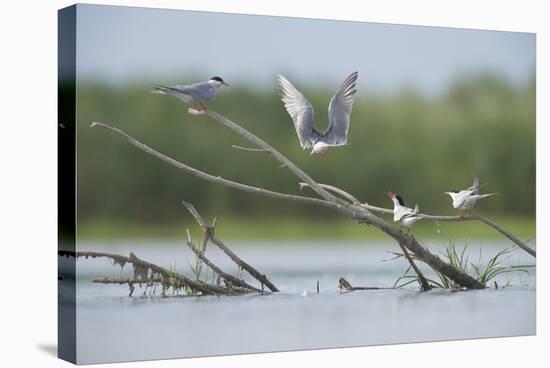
[91,118,487,290]
[183,201,279,292]
[59,250,253,297]
[338,277,393,292]
[185,232,261,292]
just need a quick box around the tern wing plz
[470,193,498,200]
[278,75,320,149]
[467,177,480,194]
[453,191,470,208]
[394,206,414,222]
[184,81,218,101]
[324,72,358,145]
[153,84,192,95]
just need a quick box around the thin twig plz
[232,145,269,152]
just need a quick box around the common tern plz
[153,76,229,111]
[277,72,358,160]
[386,191,422,231]
[444,177,497,214]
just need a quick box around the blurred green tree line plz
[76,73,535,229]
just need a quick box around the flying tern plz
[277,72,358,160]
[444,177,497,214]
[386,191,422,231]
[153,76,229,111]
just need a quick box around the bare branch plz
[58,250,241,295]
[396,243,432,291]
[232,145,269,152]
[92,118,488,289]
[299,182,362,204]
[182,201,279,292]
[184,239,260,292]
[201,110,347,206]
[338,277,393,292]
[470,215,535,257]
[300,182,534,257]
[90,122,344,213]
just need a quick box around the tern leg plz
[323,152,328,161]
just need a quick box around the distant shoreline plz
[77,214,535,242]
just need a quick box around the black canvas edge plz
[58,4,77,364]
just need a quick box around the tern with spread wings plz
[277,72,358,160]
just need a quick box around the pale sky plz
[75,4,535,95]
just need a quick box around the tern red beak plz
[385,191,395,198]
[222,81,230,87]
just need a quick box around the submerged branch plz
[59,250,247,296]
[338,277,393,292]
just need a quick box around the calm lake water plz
[60,240,536,364]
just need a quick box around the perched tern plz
[386,191,422,231]
[444,177,497,214]
[277,72,358,160]
[153,76,229,111]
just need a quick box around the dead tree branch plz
[90,122,342,213]
[183,201,279,292]
[396,244,432,291]
[232,145,269,152]
[338,277,393,292]
[299,182,362,204]
[58,250,246,296]
[195,110,348,206]
[91,118,489,290]
[184,236,260,292]
[299,182,535,258]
